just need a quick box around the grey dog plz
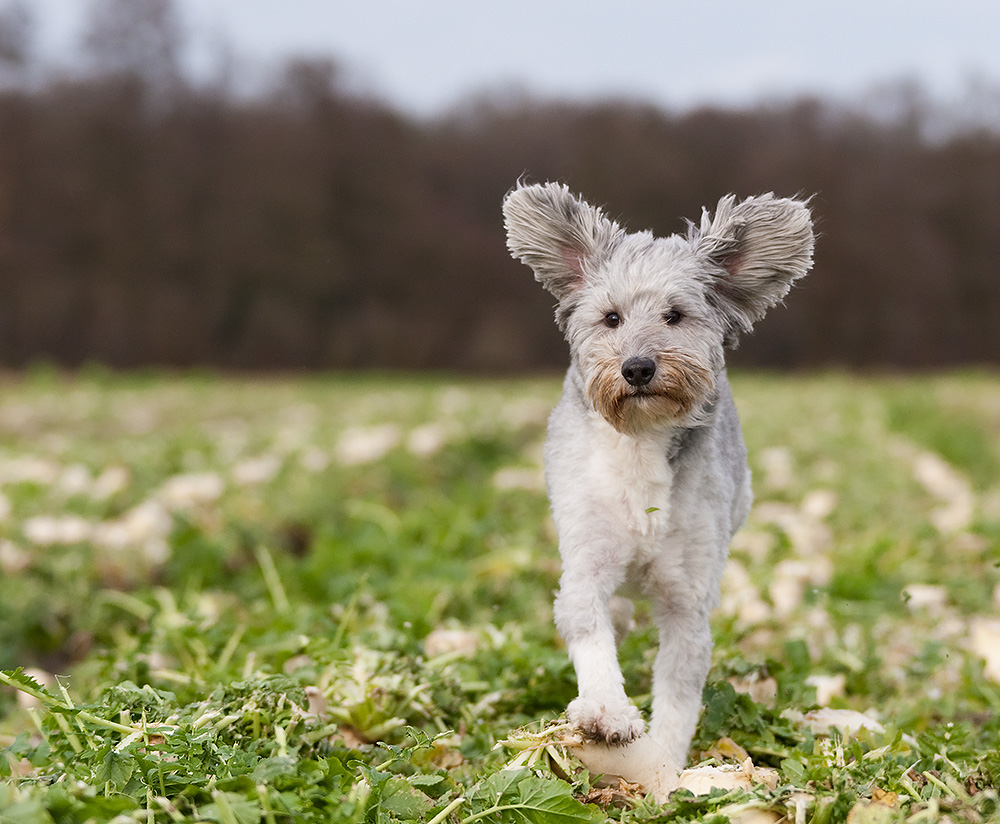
[503,182,814,769]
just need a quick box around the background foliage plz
[1,0,999,370]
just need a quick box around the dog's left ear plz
[693,193,815,342]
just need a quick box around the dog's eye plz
[663,310,683,325]
[604,312,621,328]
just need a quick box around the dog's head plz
[503,182,814,434]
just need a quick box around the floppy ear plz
[694,193,815,341]
[503,182,624,301]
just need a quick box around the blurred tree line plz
[0,0,998,371]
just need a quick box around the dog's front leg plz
[553,554,645,745]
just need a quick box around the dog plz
[503,182,814,769]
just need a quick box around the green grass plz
[1,371,999,823]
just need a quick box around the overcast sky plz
[26,0,1000,116]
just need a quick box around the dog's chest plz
[589,428,674,539]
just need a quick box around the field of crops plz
[1,370,998,823]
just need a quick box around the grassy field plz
[1,370,998,823]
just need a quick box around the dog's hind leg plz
[647,602,713,767]
[609,596,635,645]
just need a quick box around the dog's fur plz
[503,182,813,768]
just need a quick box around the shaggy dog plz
[503,182,814,769]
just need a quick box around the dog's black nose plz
[621,357,656,387]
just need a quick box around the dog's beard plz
[585,351,715,435]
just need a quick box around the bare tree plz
[80,0,184,94]
[2,37,1000,370]
[0,1,32,79]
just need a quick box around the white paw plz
[567,696,645,746]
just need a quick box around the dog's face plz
[503,183,814,434]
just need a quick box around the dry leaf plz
[728,808,782,824]
[805,673,846,706]
[968,617,1000,682]
[729,672,778,706]
[676,758,779,795]
[304,686,327,718]
[845,786,900,824]
[424,628,480,658]
[788,708,885,736]
[704,736,751,763]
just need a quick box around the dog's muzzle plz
[586,351,715,434]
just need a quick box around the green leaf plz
[251,755,298,782]
[0,670,58,707]
[377,777,434,819]
[0,786,53,824]
[467,771,602,824]
[0,799,54,824]
[200,793,261,824]
[781,757,807,785]
[93,748,136,791]
[508,776,604,823]
[473,767,529,804]
[699,680,738,739]
[408,773,447,789]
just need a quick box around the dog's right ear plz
[503,182,623,301]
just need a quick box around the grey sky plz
[27,0,1000,115]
